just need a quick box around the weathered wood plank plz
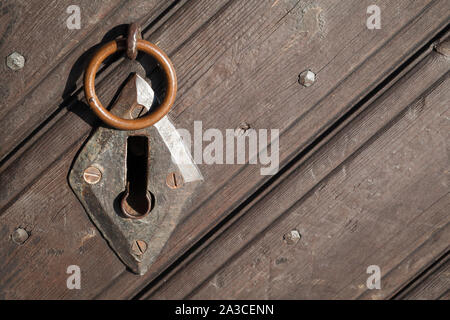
[0,0,448,299]
[0,0,177,161]
[0,0,231,299]
[100,2,450,298]
[0,146,124,299]
[143,48,450,299]
[392,252,449,300]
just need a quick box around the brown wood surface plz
[0,0,178,162]
[143,47,450,299]
[0,0,448,299]
[393,252,449,300]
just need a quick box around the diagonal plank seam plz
[131,26,450,300]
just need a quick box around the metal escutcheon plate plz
[69,75,202,275]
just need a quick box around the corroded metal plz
[127,22,142,60]
[298,69,316,87]
[166,172,184,189]
[70,75,202,275]
[11,228,29,245]
[83,166,102,185]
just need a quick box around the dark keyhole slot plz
[125,136,150,216]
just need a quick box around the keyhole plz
[121,136,153,219]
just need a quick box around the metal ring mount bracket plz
[84,38,177,130]
[126,22,142,60]
[72,24,202,275]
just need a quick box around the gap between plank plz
[132,23,450,300]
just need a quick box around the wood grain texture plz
[99,0,450,299]
[0,0,177,161]
[0,146,124,299]
[143,48,450,299]
[393,252,449,300]
[0,0,448,299]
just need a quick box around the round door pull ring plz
[84,38,177,130]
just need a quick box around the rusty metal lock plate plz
[69,74,202,275]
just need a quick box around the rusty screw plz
[131,240,147,256]
[83,166,102,184]
[6,52,25,71]
[298,70,316,87]
[11,228,29,245]
[283,229,301,245]
[166,171,183,189]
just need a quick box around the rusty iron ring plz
[84,39,177,130]
[126,22,141,60]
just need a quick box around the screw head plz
[298,70,316,87]
[435,41,450,57]
[83,166,102,184]
[12,228,29,245]
[6,52,25,71]
[131,240,147,256]
[166,171,183,189]
[283,229,301,245]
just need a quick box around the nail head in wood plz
[283,229,301,245]
[6,52,25,71]
[12,228,29,245]
[166,171,183,189]
[298,70,316,87]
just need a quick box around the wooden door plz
[0,0,448,299]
